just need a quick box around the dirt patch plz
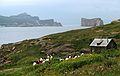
[111,32,120,34]
[0,68,21,72]
[96,30,103,33]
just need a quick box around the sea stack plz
[81,18,104,27]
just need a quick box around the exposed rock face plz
[111,19,120,24]
[81,18,104,27]
[39,19,62,26]
[0,36,76,64]
[0,13,62,27]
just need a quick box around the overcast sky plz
[0,0,120,25]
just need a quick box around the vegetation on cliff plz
[0,22,120,76]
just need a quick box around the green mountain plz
[0,21,120,76]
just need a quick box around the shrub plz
[104,59,117,67]
[55,54,104,73]
[71,38,91,50]
[50,58,60,64]
[102,50,120,58]
[113,34,120,39]
[0,63,17,70]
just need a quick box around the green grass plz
[54,54,104,73]
[0,23,120,76]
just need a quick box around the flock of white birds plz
[33,53,85,66]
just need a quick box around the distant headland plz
[0,13,62,27]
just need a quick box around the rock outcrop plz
[0,13,62,27]
[111,19,120,24]
[81,18,104,27]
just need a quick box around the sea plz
[0,26,89,45]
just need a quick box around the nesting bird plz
[59,59,64,61]
[45,59,49,62]
[50,55,53,60]
[40,58,43,61]
[65,58,69,60]
[33,62,37,66]
[81,53,84,56]
[68,56,72,58]
[73,56,78,59]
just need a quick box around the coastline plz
[0,26,90,45]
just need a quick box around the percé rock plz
[0,13,62,27]
[81,18,104,27]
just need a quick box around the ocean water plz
[0,26,88,44]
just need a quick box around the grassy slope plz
[0,23,120,76]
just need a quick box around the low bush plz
[102,50,120,58]
[113,34,120,39]
[104,59,117,67]
[55,54,104,73]
[0,63,17,70]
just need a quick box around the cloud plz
[0,0,64,6]
[0,0,33,5]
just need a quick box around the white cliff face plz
[81,18,104,27]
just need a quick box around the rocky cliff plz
[0,13,62,27]
[81,18,104,27]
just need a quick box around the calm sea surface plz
[0,26,88,44]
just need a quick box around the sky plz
[0,0,120,25]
